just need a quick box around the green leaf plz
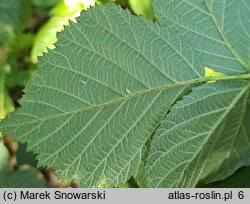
[0,0,31,31]
[32,0,59,7]
[0,3,203,187]
[144,0,250,187]
[0,65,14,120]
[0,22,15,47]
[1,1,250,188]
[154,0,250,73]
[5,69,32,88]
[31,0,95,63]
[200,91,250,184]
[0,71,6,119]
[31,15,68,63]
[129,0,154,19]
[146,81,249,187]
[0,140,9,172]
[0,166,45,187]
[0,141,45,188]
[0,0,21,26]
[201,166,250,188]
[16,143,38,167]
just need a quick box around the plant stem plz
[202,73,250,82]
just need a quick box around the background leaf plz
[31,0,95,63]
[0,0,21,27]
[200,92,250,184]
[201,166,250,188]
[0,141,45,188]
[153,0,250,74]
[16,143,38,167]
[146,81,249,187]
[32,0,59,7]
[129,0,154,19]
[0,0,32,31]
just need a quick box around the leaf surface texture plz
[0,3,202,187]
[0,1,249,187]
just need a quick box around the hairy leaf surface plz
[154,0,250,73]
[201,92,250,184]
[0,1,249,187]
[145,0,250,187]
[0,3,203,187]
[203,166,250,188]
[146,81,249,187]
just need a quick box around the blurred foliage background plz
[0,0,249,188]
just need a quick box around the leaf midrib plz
[183,91,249,184]
[56,86,187,187]
[148,82,249,187]
[3,80,195,128]
[208,90,250,179]
[3,74,250,129]
[204,0,249,71]
[175,84,249,187]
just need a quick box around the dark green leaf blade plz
[146,80,249,187]
[0,0,31,31]
[0,141,45,188]
[201,166,250,188]
[200,92,250,184]
[153,0,250,73]
[0,3,202,187]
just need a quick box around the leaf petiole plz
[201,73,250,83]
